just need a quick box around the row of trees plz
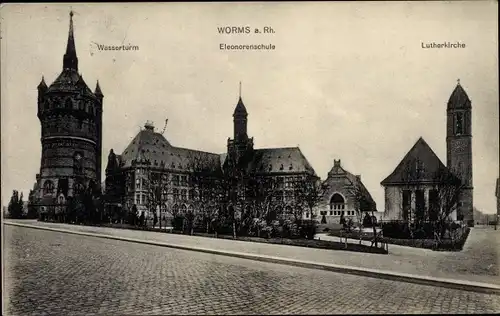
[139,154,328,239]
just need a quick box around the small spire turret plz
[94,80,103,97]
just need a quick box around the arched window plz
[180,204,187,215]
[330,193,346,211]
[43,180,54,195]
[74,183,84,195]
[73,152,84,175]
[456,113,464,135]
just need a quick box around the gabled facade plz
[381,137,454,221]
[34,11,103,215]
[381,81,474,226]
[316,159,376,223]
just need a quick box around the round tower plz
[35,11,103,211]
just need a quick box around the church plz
[381,81,474,227]
[31,11,103,216]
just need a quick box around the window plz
[456,112,464,135]
[305,212,309,218]
[65,98,72,109]
[429,189,439,221]
[402,190,411,221]
[173,188,179,200]
[43,180,55,195]
[415,190,425,220]
[276,177,284,188]
[172,175,180,186]
[275,191,284,202]
[329,211,333,215]
[415,160,425,178]
[181,189,187,201]
[181,176,187,185]
[330,193,345,210]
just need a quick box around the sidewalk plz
[4,219,500,289]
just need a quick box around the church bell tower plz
[446,79,473,226]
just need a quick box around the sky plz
[1,2,498,213]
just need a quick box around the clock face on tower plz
[454,139,468,153]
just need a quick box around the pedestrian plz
[139,211,145,229]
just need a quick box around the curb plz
[5,221,500,296]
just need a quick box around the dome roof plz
[119,123,222,173]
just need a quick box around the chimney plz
[334,159,341,167]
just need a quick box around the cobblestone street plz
[9,220,500,285]
[4,225,500,315]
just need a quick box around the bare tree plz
[143,163,170,230]
[244,175,283,237]
[292,175,327,239]
[432,167,465,240]
[186,154,223,235]
[349,177,379,246]
[398,158,464,241]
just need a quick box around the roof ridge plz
[255,146,300,150]
[381,136,447,185]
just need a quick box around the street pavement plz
[3,224,500,315]
[6,219,500,286]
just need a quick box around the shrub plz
[262,226,273,239]
[382,221,410,239]
[300,221,317,239]
[172,215,184,231]
[323,227,330,232]
[450,222,461,230]
[363,213,373,227]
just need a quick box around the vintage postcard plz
[1,2,499,315]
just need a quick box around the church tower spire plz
[63,10,78,71]
[227,82,254,167]
[446,79,473,226]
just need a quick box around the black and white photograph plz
[1,2,499,315]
